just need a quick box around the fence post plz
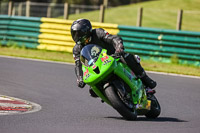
[12,5,15,16]
[75,9,80,14]
[47,4,52,18]
[99,5,105,23]
[8,0,13,16]
[103,0,108,8]
[26,0,30,17]
[0,1,1,14]
[64,2,69,19]
[176,9,183,30]
[18,2,22,16]
[137,7,143,27]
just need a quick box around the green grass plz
[141,60,200,77]
[68,0,200,32]
[0,46,199,77]
[0,46,74,63]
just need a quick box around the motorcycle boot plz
[146,87,156,95]
[140,72,157,89]
[138,72,157,95]
[122,53,157,89]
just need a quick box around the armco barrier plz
[0,15,41,48]
[118,26,200,66]
[0,15,118,53]
[0,15,199,66]
[38,17,119,52]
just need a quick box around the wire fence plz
[0,1,200,31]
[0,2,100,18]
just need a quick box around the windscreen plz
[80,44,102,66]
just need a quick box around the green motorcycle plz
[80,44,161,120]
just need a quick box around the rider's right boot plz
[146,87,156,95]
[140,74,157,89]
[139,72,157,95]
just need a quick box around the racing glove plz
[115,43,125,56]
[77,76,86,88]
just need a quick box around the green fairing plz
[113,62,144,104]
[82,49,114,105]
[82,49,115,85]
[82,47,149,110]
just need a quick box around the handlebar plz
[110,52,125,59]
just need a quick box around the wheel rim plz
[117,91,134,110]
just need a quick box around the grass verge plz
[0,46,74,63]
[0,46,199,77]
[68,0,200,32]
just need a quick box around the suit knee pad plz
[134,55,141,63]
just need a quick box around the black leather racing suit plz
[73,28,145,81]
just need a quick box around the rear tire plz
[145,95,161,119]
[104,85,137,120]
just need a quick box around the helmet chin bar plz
[77,36,92,45]
[86,37,92,44]
[84,37,92,45]
[77,41,81,45]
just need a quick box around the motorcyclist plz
[71,19,156,96]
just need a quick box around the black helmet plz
[71,19,92,45]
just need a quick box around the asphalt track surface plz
[0,56,200,133]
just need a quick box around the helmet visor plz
[72,30,90,45]
[71,30,85,43]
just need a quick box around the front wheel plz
[145,94,161,119]
[104,85,137,120]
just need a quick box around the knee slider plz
[134,55,141,63]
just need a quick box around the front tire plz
[145,94,161,119]
[104,85,137,120]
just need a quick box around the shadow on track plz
[137,117,187,122]
[105,116,187,122]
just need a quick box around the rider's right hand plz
[77,77,86,88]
[115,43,125,58]
[115,43,124,54]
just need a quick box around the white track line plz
[0,55,199,79]
[147,71,200,79]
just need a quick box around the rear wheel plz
[145,94,161,119]
[104,85,137,120]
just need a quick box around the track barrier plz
[0,15,199,66]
